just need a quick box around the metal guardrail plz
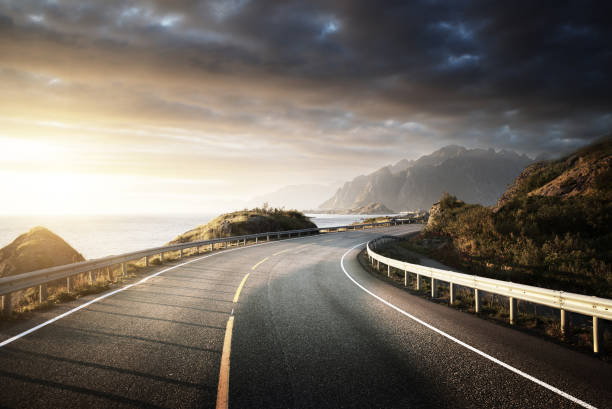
[367,236,612,353]
[0,219,415,315]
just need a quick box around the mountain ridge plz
[420,136,612,297]
[320,145,533,211]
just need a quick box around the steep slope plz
[169,208,316,244]
[496,137,612,209]
[320,146,532,211]
[0,227,85,277]
[420,136,612,297]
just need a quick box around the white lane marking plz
[0,232,331,348]
[0,226,408,348]
[340,242,597,409]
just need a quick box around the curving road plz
[0,225,610,408]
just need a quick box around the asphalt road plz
[0,224,610,409]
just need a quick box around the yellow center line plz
[216,315,234,409]
[251,257,269,270]
[218,271,250,408]
[273,249,289,256]
[233,273,250,303]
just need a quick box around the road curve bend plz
[0,225,610,408]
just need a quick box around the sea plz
[0,213,393,259]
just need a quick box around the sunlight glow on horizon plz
[1,1,607,215]
[0,169,246,215]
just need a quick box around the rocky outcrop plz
[531,156,611,198]
[426,202,441,230]
[494,162,548,211]
[0,227,85,277]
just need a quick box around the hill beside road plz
[169,208,317,244]
[0,226,84,278]
[414,136,612,298]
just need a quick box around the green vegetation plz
[170,207,316,244]
[355,216,394,225]
[414,137,612,298]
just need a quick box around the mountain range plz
[250,183,340,210]
[319,145,533,211]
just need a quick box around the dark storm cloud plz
[1,0,611,157]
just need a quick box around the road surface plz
[0,224,610,408]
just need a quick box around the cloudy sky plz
[1,0,611,214]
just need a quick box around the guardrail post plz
[404,269,408,287]
[1,294,11,316]
[376,260,380,271]
[593,316,601,354]
[39,284,48,303]
[145,255,149,267]
[243,238,246,245]
[509,297,517,325]
[67,276,73,292]
[180,249,184,258]
[474,289,481,313]
[122,262,127,276]
[387,265,391,277]
[255,237,258,244]
[88,270,95,285]
[267,235,270,241]
[431,278,437,298]
[560,309,567,335]
[298,232,301,237]
[160,252,164,263]
[416,274,421,291]
[449,283,455,304]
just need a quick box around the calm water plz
[306,213,397,228]
[0,214,217,259]
[0,213,395,259]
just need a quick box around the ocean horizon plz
[0,213,391,260]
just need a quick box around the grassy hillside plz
[170,208,317,244]
[0,226,85,278]
[410,137,612,298]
